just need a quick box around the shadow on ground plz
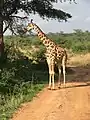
[66,65,90,83]
[55,64,90,89]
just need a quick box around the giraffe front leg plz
[58,64,61,89]
[51,64,55,90]
[52,73,55,90]
[48,73,52,90]
[62,57,66,88]
[48,64,52,90]
[63,65,66,87]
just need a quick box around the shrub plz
[71,42,86,53]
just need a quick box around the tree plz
[73,29,85,41]
[0,0,4,57]
[0,0,76,58]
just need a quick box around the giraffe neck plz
[33,24,52,47]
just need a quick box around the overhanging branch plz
[3,22,11,33]
[10,16,28,19]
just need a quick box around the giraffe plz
[25,19,67,90]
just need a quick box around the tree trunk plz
[0,0,4,58]
[0,18,4,57]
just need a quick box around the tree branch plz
[10,16,28,19]
[3,24,10,33]
[3,20,12,33]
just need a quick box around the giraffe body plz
[26,21,67,89]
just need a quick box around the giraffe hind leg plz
[62,56,66,87]
[48,73,52,90]
[48,63,52,90]
[47,60,55,90]
[52,72,55,90]
[51,64,55,90]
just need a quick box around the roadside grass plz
[0,83,44,120]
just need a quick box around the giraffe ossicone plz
[25,20,67,90]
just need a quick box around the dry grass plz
[68,53,90,66]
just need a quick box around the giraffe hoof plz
[47,87,51,90]
[58,83,61,89]
[62,84,66,88]
[52,88,56,90]
[58,86,61,89]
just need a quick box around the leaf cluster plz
[0,0,75,34]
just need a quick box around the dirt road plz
[12,66,90,120]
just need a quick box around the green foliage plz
[1,0,72,36]
[0,41,48,119]
[71,42,86,53]
[4,29,90,57]
[30,37,41,46]
[0,84,44,120]
[48,30,90,53]
[31,45,46,61]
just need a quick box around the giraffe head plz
[26,19,35,31]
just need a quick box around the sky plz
[5,0,90,35]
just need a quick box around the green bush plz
[31,45,45,60]
[30,37,41,45]
[0,42,47,119]
[0,83,44,120]
[71,42,86,53]
[85,41,90,52]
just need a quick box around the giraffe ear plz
[31,19,33,23]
